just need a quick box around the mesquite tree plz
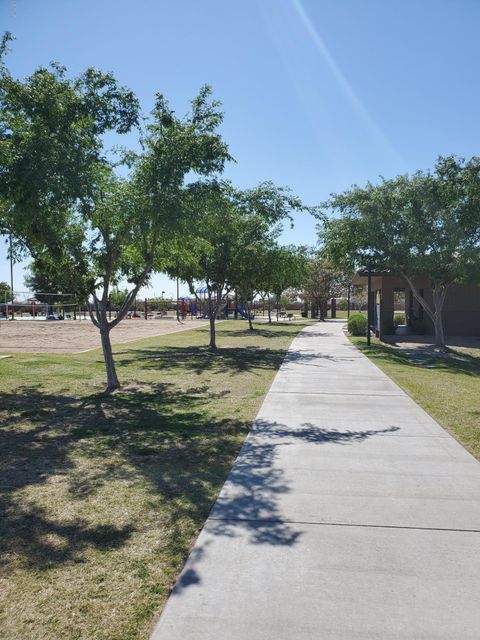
[238,244,307,325]
[301,253,348,320]
[320,156,480,346]
[255,245,307,322]
[168,181,308,348]
[0,36,229,389]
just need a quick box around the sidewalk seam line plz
[207,517,480,534]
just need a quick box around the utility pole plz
[367,264,372,346]
[9,234,14,320]
[176,277,180,322]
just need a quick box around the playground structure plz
[188,287,255,320]
[1,289,298,323]
[0,291,86,321]
[1,291,176,322]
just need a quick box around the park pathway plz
[152,320,480,639]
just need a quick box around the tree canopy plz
[0,37,230,389]
[320,155,480,345]
[165,180,309,346]
[0,280,11,303]
[301,253,348,320]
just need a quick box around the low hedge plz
[348,313,368,336]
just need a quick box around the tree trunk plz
[245,301,254,331]
[100,325,120,392]
[319,302,325,321]
[432,284,447,347]
[403,274,447,348]
[207,290,217,350]
[267,305,272,324]
[276,294,279,322]
[209,314,217,350]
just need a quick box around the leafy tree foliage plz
[167,181,308,345]
[0,33,139,252]
[0,280,11,302]
[320,156,480,346]
[254,245,307,322]
[24,258,81,306]
[0,37,229,390]
[301,253,348,320]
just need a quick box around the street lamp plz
[367,263,372,346]
[9,233,14,320]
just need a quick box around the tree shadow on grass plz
[223,327,308,339]
[355,340,480,377]
[0,382,251,573]
[116,345,319,376]
[0,374,401,586]
[2,503,134,570]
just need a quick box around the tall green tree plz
[0,38,229,390]
[24,256,82,307]
[301,253,348,320]
[255,245,307,322]
[0,33,139,251]
[0,280,11,303]
[321,156,480,346]
[168,181,308,347]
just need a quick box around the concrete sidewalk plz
[152,321,480,639]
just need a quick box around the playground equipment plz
[0,290,83,320]
[194,289,254,320]
[237,303,254,320]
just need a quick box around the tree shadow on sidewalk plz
[169,419,400,596]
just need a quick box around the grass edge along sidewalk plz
[0,319,312,640]
[349,335,480,461]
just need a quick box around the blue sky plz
[1,0,480,298]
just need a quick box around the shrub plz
[348,313,367,336]
[393,312,405,327]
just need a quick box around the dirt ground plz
[0,317,209,354]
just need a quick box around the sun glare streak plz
[291,0,405,168]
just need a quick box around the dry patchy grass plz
[0,320,311,640]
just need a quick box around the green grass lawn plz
[0,319,311,640]
[349,336,480,460]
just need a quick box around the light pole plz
[367,263,372,346]
[176,277,180,322]
[9,234,14,321]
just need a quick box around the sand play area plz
[0,318,209,354]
